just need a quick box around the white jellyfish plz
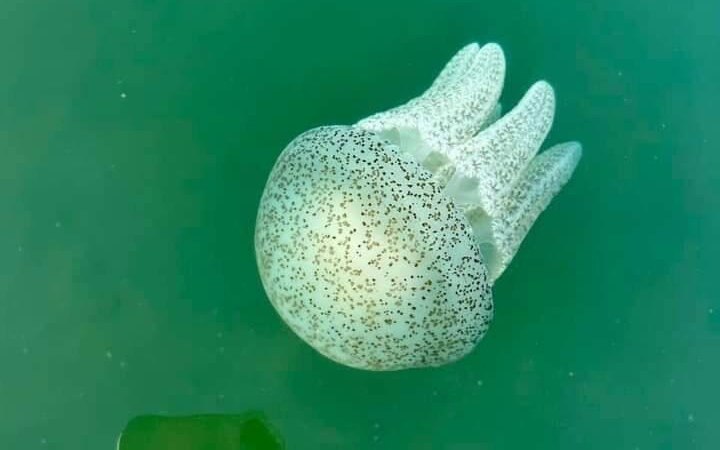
[254,42,581,370]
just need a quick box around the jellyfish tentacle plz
[357,43,505,159]
[479,102,503,131]
[485,141,582,280]
[425,42,481,93]
[417,42,506,152]
[449,81,555,216]
[357,44,580,286]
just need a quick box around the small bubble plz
[40,438,47,445]
[373,422,380,429]
[120,92,127,99]
[476,379,483,387]
[55,221,62,228]
[218,346,225,353]
[18,245,23,253]
[688,414,695,423]
[568,371,575,378]
[105,350,113,359]
[431,390,438,396]
[710,308,715,315]
[372,435,379,442]
[21,347,29,355]
[217,393,225,400]
[216,331,223,339]
[618,71,623,76]
[119,360,127,369]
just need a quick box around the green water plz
[1,0,718,448]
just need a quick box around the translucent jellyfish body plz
[255,43,581,370]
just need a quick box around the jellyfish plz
[254,43,581,370]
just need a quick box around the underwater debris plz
[117,412,284,450]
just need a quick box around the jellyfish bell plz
[254,42,582,371]
[256,125,493,370]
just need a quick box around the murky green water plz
[1,0,718,448]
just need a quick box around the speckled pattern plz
[489,141,582,280]
[450,81,556,217]
[255,126,493,370]
[357,43,581,281]
[255,42,581,370]
[358,43,505,158]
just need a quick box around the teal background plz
[1,0,718,448]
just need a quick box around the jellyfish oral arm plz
[357,43,582,282]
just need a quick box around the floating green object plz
[117,413,284,450]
